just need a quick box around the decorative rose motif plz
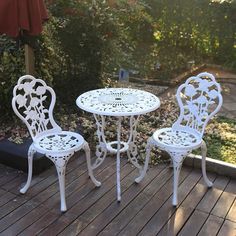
[16,95,27,108]
[208,89,218,99]
[181,77,220,133]
[196,96,208,105]
[25,110,39,120]
[22,81,36,94]
[30,97,40,107]
[36,86,46,96]
[198,79,214,92]
[186,101,198,113]
[185,84,196,97]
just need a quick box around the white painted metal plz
[141,72,223,206]
[116,117,122,202]
[12,75,100,212]
[76,88,160,116]
[76,88,160,201]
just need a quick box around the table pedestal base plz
[93,114,147,201]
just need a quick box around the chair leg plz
[20,144,35,194]
[135,137,154,183]
[172,158,183,206]
[83,141,101,187]
[169,152,186,207]
[201,140,213,187]
[55,165,67,212]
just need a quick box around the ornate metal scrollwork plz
[93,114,108,169]
[127,115,142,170]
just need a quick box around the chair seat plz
[33,131,84,156]
[152,128,202,151]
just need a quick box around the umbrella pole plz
[25,44,35,75]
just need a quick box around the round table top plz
[76,88,160,116]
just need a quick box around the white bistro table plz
[76,88,160,201]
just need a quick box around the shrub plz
[1,0,236,118]
[0,36,25,118]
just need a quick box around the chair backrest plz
[12,75,61,141]
[173,72,223,138]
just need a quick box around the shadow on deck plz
[0,153,235,235]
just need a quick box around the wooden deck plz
[0,153,235,236]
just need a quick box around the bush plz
[0,20,60,120]
[0,36,25,118]
[1,0,236,118]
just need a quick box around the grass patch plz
[202,117,236,164]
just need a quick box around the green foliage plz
[47,1,104,105]
[147,0,236,78]
[1,0,236,117]
[0,36,25,118]
[0,19,61,120]
[47,0,156,102]
[204,117,236,164]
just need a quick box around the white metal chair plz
[138,72,223,206]
[12,75,101,212]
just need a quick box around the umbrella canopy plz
[0,0,49,75]
[0,0,48,38]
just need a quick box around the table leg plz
[116,116,122,201]
[93,115,143,201]
[127,115,142,171]
[93,114,107,169]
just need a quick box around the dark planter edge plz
[184,154,236,179]
[0,138,53,174]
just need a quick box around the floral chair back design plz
[12,75,100,212]
[136,72,223,207]
[12,75,61,140]
[173,72,223,137]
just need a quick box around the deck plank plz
[0,190,17,207]
[1,173,26,192]
[0,155,85,221]
[0,170,20,186]
[156,174,217,235]
[217,219,236,236]
[0,154,89,233]
[196,175,229,214]
[18,157,118,235]
[137,170,204,236]
[226,199,236,222]
[4,157,115,235]
[75,164,168,236]
[198,214,224,236]
[177,209,208,236]
[106,168,191,236]
[0,157,235,236]
[211,179,236,218]
[35,158,133,235]
[53,162,162,236]
[140,172,216,236]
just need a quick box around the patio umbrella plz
[0,0,49,74]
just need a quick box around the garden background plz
[0,0,235,164]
